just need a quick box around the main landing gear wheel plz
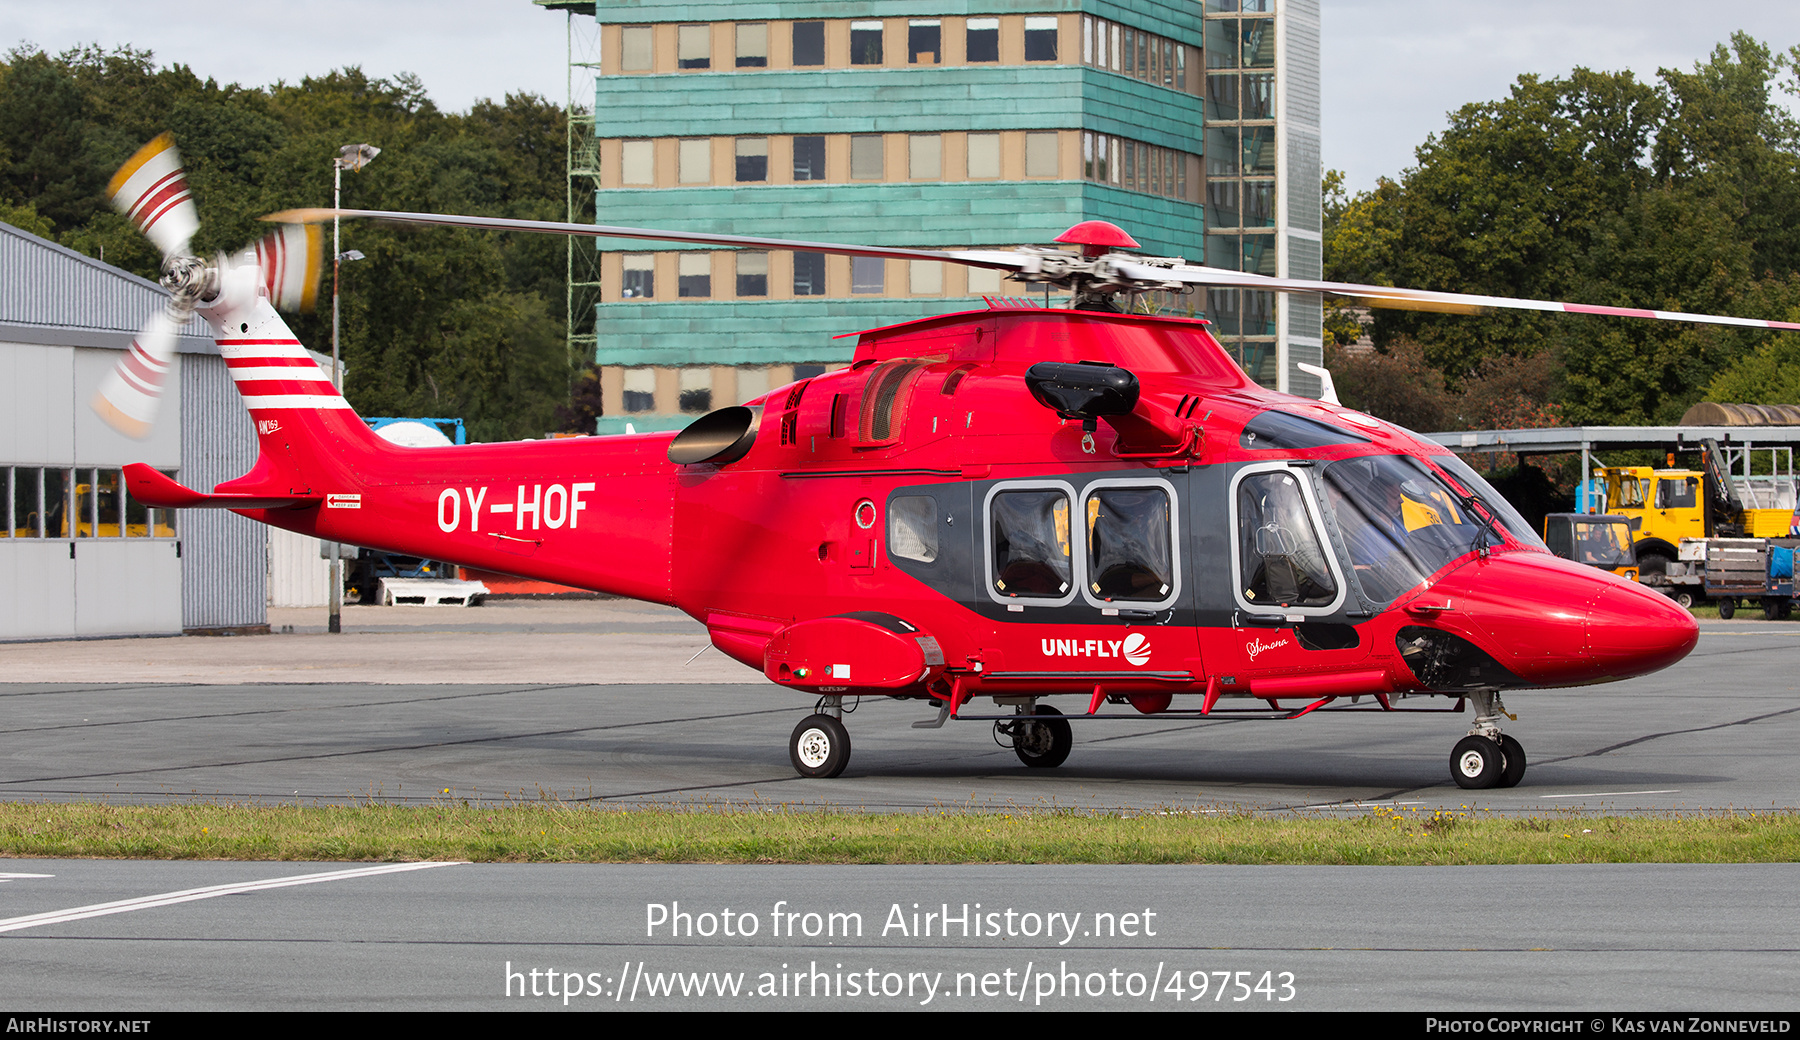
[789,714,850,778]
[1450,735,1504,790]
[1014,705,1073,769]
[1496,734,1527,789]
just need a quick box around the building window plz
[909,260,942,295]
[1241,19,1275,68]
[908,134,940,180]
[735,23,767,68]
[735,137,768,182]
[792,135,826,180]
[1207,75,1239,120]
[1024,17,1058,62]
[793,251,826,295]
[852,256,884,294]
[1242,73,1275,119]
[678,138,710,184]
[736,251,768,296]
[1244,181,1275,227]
[1242,126,1275,175]
[677,25,711,70]
[794,364,826,380]
[966,18,999,62]
[1207,180,1239,228]
[792,21,825,66]
[908,20,940,64]
[678,253,711,298]
[968,266,1002,294]
[623,368,656,412]
[621,140,654,185]
[736,367,770,404]
[679,368,713,414]
[850,21,883,65]
[1024,132,1058,178]
[622,26,653,72]
[967,133,1000,179]
[850,135,883,180]
[622,254,654,299]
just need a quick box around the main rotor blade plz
[262,208,1028,271]
[1113,261,1800,333]
[108,133,199,260]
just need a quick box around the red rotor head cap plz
[1055,220,1140,258]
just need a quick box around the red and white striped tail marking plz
[106,133,199,260]
[219,338,353,412]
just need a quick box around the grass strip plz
[1,803,1797,864]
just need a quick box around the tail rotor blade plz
[107,133,199,260]
[253,222,324,312]
[92,308,180,439]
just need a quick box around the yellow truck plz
[1594,439,1799,607]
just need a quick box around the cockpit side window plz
[1235,469,1339,610]
[1324,454,1499,604]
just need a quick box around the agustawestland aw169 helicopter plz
[101,134,1789,789]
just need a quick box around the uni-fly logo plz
[1041,633,1151,666]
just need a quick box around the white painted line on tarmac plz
[0,861,465,935]
[0,874,54,884]
[1538,790,1680,799]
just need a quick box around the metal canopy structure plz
[1423,425,1800,486]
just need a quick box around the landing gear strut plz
[998,704,1073,768]
[1449,689,1526,790]
[789,696,850,778]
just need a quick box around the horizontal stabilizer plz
[123,464,319,510]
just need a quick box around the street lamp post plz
[327,142,379,634]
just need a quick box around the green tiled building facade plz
[561,0,1319,431]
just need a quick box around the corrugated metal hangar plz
[0,220,267,639]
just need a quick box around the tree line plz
[1322,32,1800,435]
[0,44,573,442]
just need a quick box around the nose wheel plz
[1450,733,1526,789]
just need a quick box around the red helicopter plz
[101,134,1777,790]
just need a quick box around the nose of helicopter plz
[1421,552,1699,687]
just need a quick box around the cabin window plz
[1656,476,1698,510]
[889,496,938,563]
[989,486,1074,602]
[1235,468,1339,610]
[1083,483,1174,605]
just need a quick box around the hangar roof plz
[0,220,214,354]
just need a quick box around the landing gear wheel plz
[1013,705,1073,769]
[789,714,850,778]
[1720,599,1736,620]
[1496,734,1527,788]
[1450,735,1503,790]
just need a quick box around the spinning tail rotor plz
[93,135,326,439]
